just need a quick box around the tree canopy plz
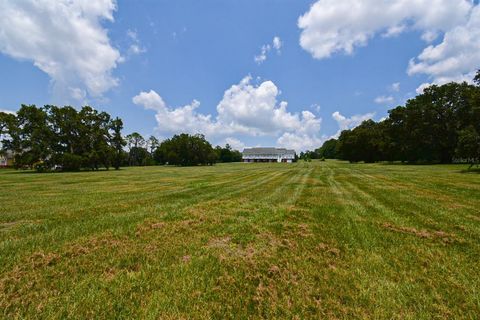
[1,104,247,171]
[316,72,480,166]
[214,144,242,163]
[154,133,217,166]
[1,105,124,171]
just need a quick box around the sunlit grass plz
[1,161,479,319]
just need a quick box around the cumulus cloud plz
[298,0,479,88]
[132,90,166,111]
[382,25,407,38]
[216,76,302,135]
[298,0,471,59]
[224,137,245,151]
[254,36,283,64]
[415,82,432,94]
[374,95,394,105]
[133,91,217,137]
[276,111,323,151]
[408,5,480,86]
[133,76,323,151]
[0,0,121,102]
[0,109,16,115]
[331,111,375,137]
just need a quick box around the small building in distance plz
[242,147,296,163]
[0,150,14,167]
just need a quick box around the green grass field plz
[1,161,479,319]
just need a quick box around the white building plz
[242,147,296,163]
[0,150,13,167]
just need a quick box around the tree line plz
[0,105,243,171]
[315,71,480,166]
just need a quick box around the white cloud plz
[133,76,323,151]
[415,82,432,94]
[216,76,301,135]
[276,111,323,151]
[298,0,480,90]
[128,44,145,55]
[298,0,472,59]
[331,111,375,138]
[224,137,245,151]
[382,25,407,38]
[254,44,270,64]
[133,91,217,137]
[0,109,16,115]
[126,29,146,55]
[254,36,283,64]
[408,5,480,87]
[273,36,282,51]
[421,30,439,42]
[132,90,166,111]
[374,95,394,105]
[390,82,401,92]
[0,0,122,103]
[310,103,321,113]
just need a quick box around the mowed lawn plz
[1,161,479,319]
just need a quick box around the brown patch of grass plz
[381,222,458,243]
[103,267,117,281]
[296,223,313,238]
[28,251,61,268]
[135,219,167,236]
[205,236,256,262]
[207,236,232,249]
[316,243,341,257]
[0,219,42,231]
[0,221,20,229]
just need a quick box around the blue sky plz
[0,0,479,151]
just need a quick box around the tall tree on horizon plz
[110,117,126,170]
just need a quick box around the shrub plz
[33,161,48,172]
[61,153,83,171]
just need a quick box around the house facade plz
[242,147,296,163]
[0,150,14,167]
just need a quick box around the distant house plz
[0,150,14,167]
[242,147,296,163]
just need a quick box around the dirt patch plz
[205,232,285,263]
[468,215,480,222]
[0,221,20,229]
[205,236,252,261]
[0,219,42,231]
[64,244,91,257]
[207,236,232,249]
[316,243,341,257]
[29,251,60,268]
[103,267,117,281]
[135,220,166,236]
[268,265,281,276]
[381,222,457,243]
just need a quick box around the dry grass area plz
[1,161,479,319]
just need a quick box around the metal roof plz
[242,147,296,155]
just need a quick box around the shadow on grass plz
[375,162,479,173]
[378,161,444,166]
[2,168,122,175]
[459,167,480,174]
